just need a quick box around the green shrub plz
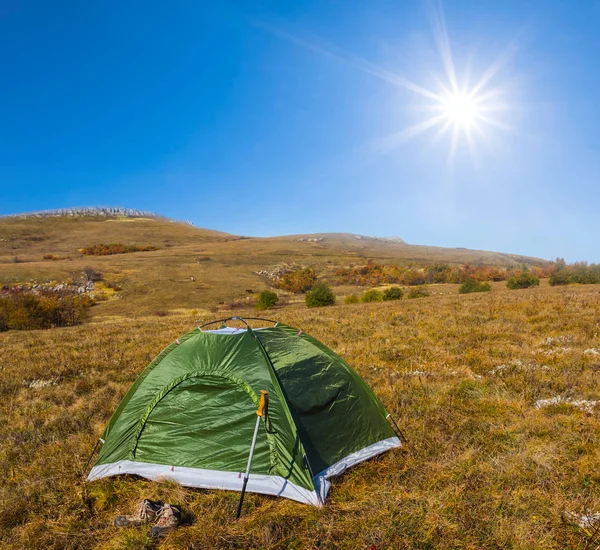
[305,282,336,308]
[256,290,279,311]
[549,261,600,286]
[506,272,540,290]
[362,289,383,303]
[344,294,360,304]
[548,269,573,286]
[81,243,157,256]
[459,279,491,294]
[0,291,94,331]
[407,286,430,299]
[383,286,403,301]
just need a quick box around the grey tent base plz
[88,436,401,506]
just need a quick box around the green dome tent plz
[87,318,401,506]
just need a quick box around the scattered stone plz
[584,348,600,356]
[542,335,575,346]
[406,370,431,377]
[257,262,303,285]
[534,396,599,414]
[562,510,600,530]
[490,360,549,376]
[1,280,95,297]
[535,347,572,356]
[353,235,405,243]
[26,378,58,389]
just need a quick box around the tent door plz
[130,374,271,474]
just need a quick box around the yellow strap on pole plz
[257,390,268,417]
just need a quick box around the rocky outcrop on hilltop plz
[295,237,324,243]
[354,235,406,244]
[0,207,158,219]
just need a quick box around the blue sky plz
[1,1,599,262]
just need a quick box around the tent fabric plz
[87,320,400,506]
[88,460,322,505]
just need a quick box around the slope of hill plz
[0,209,549,315]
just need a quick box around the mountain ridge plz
[0,209,549,314]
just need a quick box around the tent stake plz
[236,390,268,519]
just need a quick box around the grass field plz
[1,282,599,549]
[0,215,548,315]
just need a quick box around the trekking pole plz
[236,390,268,519]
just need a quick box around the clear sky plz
[1,1,599,262]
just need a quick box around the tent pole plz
[386,413,408,444]
[81,437,105,478]
[236,390,268,519]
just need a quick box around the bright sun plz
[442,92,478,129]
[373,4,514,160]
[260,2,514,162]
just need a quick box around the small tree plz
[506,272,540,290]
[407,286,430,299]
[383,286,403,301]
[305,282,336,308]
[278,267,318,293]
[256,290,279,311]
[362,289,383,302]
[459,279,491,294]
[549,269,572,286]
[344,294,360,304]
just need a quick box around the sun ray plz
[371,113,449,154]
[428,0,460,94]
[449,125,460,161]
[469,39,520,98]
[429,72,454,99]
[255,1,515,164]
[253,19,444,102]
[470,119,486,138]
[474,113,512,131]
[471,89,508,105]
[431,117,454,147]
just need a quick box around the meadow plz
[0,215,546,315]
[1,282,599,549]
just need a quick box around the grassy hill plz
[1,209,599,549]
[0,210,548,316]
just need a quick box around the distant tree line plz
[256,258,600,313]
[334,261,552,287]
[549,259,600,286]
[0,288,95,331]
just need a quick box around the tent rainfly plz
[87,318,401,506]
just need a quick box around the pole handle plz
[257,390,268,417]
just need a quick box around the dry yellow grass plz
[1,283,599,548]
[0,215,548,316]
